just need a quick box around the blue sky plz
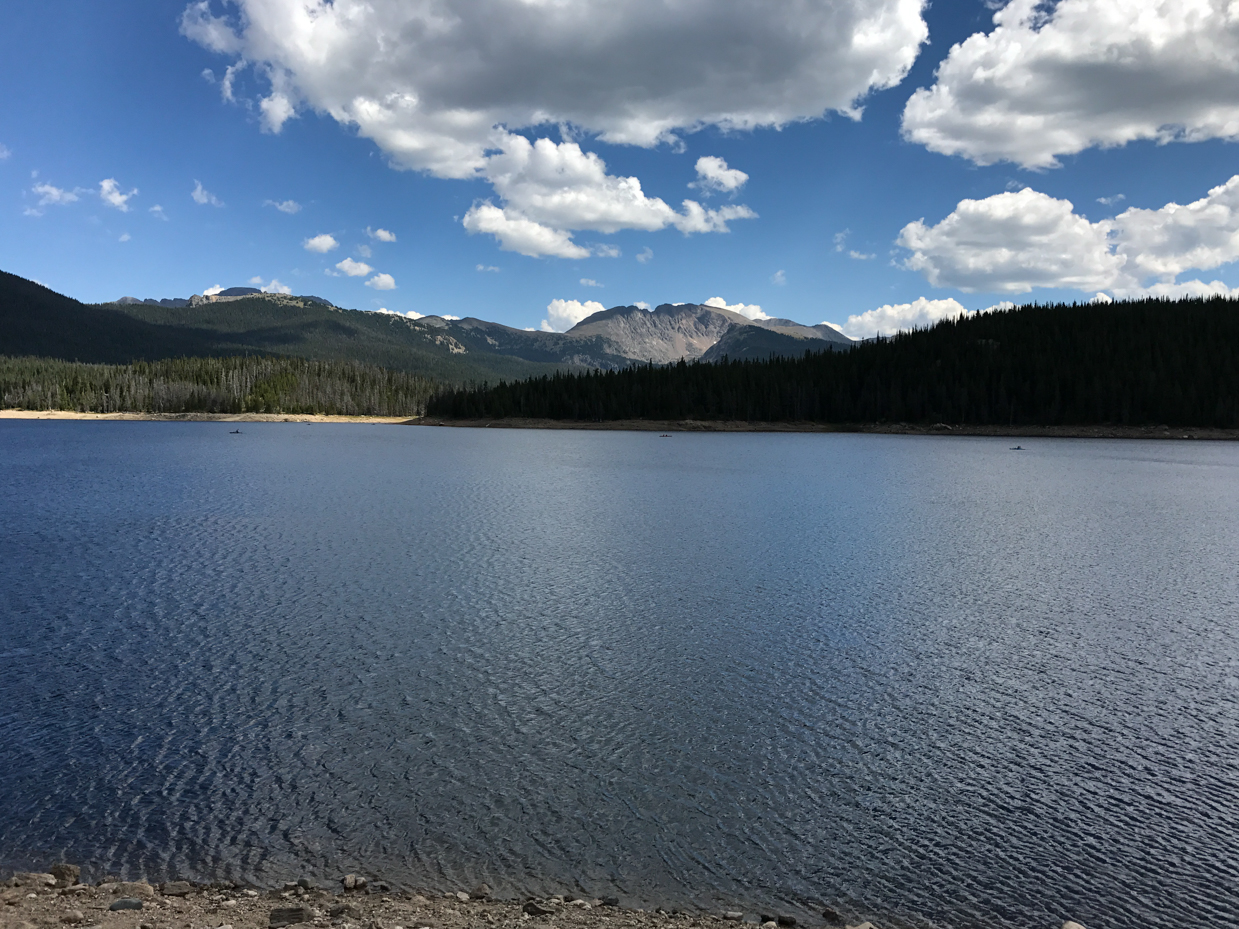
[3,0,1239,336]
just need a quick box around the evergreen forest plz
[0,355,435,417]
[427,297,1239,427]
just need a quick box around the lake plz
[1,423,1236,929]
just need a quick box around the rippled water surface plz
[2,423,1237,929]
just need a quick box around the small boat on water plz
[230,429,242,434]
[1010,445,1024,450]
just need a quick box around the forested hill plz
[0,271,583,384]
[427,297,1239,427]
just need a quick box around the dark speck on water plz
[1,422,1236,929]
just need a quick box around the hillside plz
[427,297,1239,427]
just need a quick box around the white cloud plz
[119,233,131,242]
[902,0,1239,169]
[636,247,654,264]
[476,264,500,272]
[703,296,770,321]
[181,0,927,175]
[181,0,917,255]
[32,183,78,207]
[1136,279,1239,299]
[580,278,601,287]
[149,204,168,220]
[357,244,372,258]
[900,176,1239,297]
[771,269,787,285]
[690,156,748,194]
[833,229,850,252]
[303,233,339,253]
[898,188,1124,293]
[375,307,425,319]
[541,298,605,332]
[261,278,292,294]
[849,250,875,260]
[191,180,223,206]
[204,284,225,295]
[0,144,10,160]
[265,198,301,214]
[841,297,969,339]
[99,178,138,212]
[367,227,397,242]
[594,244,622,258]
[336,257,373,277]
[1097,194,1126,207]
[248,276,264,284]
[366,272,396,290]
[463,135,756,257]
[634,301,651,310]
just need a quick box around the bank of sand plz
[4,409,1236,440]
[0,871,892,929]
[0,410,414,425]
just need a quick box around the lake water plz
[1,423,1236,929]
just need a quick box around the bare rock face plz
[567,305,739,364]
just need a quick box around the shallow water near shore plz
[2,423,1237,929]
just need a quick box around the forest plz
[0,355,435,417]
[426,297,1239,427]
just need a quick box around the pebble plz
[60,909,85,923]
[297,879,315,891]
[455,892,469,903]
[1063,923,1087,929]
[821,908,842,925]
[243,890,260,898]
[723,912,744,921]
[116,883,155,899]
[161,881,194,897]
[471,884,491,900]
[109,898,144,911]
[14,874,56,888]
[600,897,620,908]
[522,901,554,917]
[341,875,367,892]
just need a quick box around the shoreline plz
[3,409,1236,440]
[1,869,886,929]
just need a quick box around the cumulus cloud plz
[181,0,921,254]
[634,301,651,310]
[542,298,604,332]
[580,278,602,287]
[636,247,654,264]
[375,307,425,319]
[180,0,927,174]
[304,233,339,253]
[703,296,770,321]
[336,258,373,277]
[840,297,969,339]
[203,284,225,295]
[462,135,756,257]
[99,178,138,212]
[149,204,168,220]
[900,175,1239,298]
[898,188,1124,293]
[265,198,301,213]
[594,244,622,258]
[849,250,875,260]
[192,180,223,206]
[367,227,397,242]
[366,273,396,290]
[902,0,1239,168]
[246,277,293,293]
[690,156,748,194]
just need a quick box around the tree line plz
[426,297,1239,427]
[0,355,436,417]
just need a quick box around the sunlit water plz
[1,423,1236,929]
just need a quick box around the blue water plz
[1,422,1236,929]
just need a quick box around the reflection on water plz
[1,423,1237,929]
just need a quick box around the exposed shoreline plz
[4,409,1237,440]
[1,870,885,929]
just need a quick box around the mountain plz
[566,303,853,363]
[1,272,853,384]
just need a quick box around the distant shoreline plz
[0,409,415,424]
[414,417,1239,440]
[4,409,1238,439]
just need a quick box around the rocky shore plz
[2,869,1089,929]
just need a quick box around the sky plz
[3,0,1239,337]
